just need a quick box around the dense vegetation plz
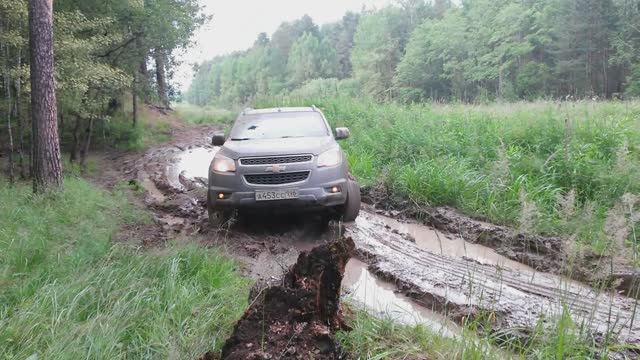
[187,0,640,105]
[0,0,207,175]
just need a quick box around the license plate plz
[255,189,299,201]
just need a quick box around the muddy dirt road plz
[122,124,640,355]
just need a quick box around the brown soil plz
[210,237,354,360]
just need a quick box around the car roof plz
[242,107,317,115]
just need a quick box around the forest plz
[186,0,640,105]
[0,0,206,185]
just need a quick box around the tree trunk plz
[5,61,15,185]
[139,59,149,104]
[29,0,62,192]
[69,116,81,163]
[132,74,138,127]
[136,37,149,104]
[154,48,170,108]
[15,49,26,179]
[79,116,93,171]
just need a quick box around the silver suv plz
[207,106,360,225]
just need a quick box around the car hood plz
[221,136,335,159]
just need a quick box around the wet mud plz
[210,237,354,360]
[342,258,460,337]
[122,125,640,357]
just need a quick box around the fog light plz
[217,193,226,199]
[331,186,341,193]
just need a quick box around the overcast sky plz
[175,0,392,90]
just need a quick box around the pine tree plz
[28,0,62,192]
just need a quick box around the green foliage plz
[626,65,640,97]
[0,0,207,157]
[54,10,131,118]
[288,78,361,99]
[0,178,249,359]
[339,305,603,359]
[337,309,499,359]
[257,96,640,249]
[287,32,338,87]
[351,6,417,99]
[187,0,640,104]
[174,103,236,125]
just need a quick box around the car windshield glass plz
[229,112,329,140]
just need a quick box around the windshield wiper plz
[281,135,304,138]
[231,137,251,141]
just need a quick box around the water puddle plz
[167,147,218,189]
[342,258,460,337]
[372,213,535,273]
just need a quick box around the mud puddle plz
[342,258,460,337]
[167,146,217,190]
[375,214,535,273]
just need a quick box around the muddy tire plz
[208,208,233,227]
[207,192,233,227]
[343,179,361,222]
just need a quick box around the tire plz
[207,192,233,227]
[343,179,361,222]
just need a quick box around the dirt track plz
[120,124,640,356]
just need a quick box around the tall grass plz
[0,179,249,359]
[258,97,640,252]
[175,103,237,125]
[338,309,503,359]
[340,304,609,359]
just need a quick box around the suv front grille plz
[240,155,312,166]
[244,171,310,185]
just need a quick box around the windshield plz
[229,112,329,140]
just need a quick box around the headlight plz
[212,154,236,173]
[317,148,342,168]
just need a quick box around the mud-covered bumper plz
[208,167,348,210]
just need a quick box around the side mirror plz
[335,127,350,140]
[212,131,226,146]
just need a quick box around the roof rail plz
[311,104,318,112]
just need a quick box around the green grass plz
[98,109,172,152]
[338,309,502,359]
[257,97,640,254]
[0,178,250,359]
[339,306,609,359]
[175,103,236,125]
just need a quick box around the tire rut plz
[345,212,640,349]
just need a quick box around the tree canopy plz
[187,0,640,106]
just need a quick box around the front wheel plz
[207,192,233,227]
[343,179,361,222]
[208,208,233,227]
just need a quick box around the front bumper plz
[208,165,348,210]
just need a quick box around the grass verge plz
[339,306,607,359]
[0,178,250,359]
